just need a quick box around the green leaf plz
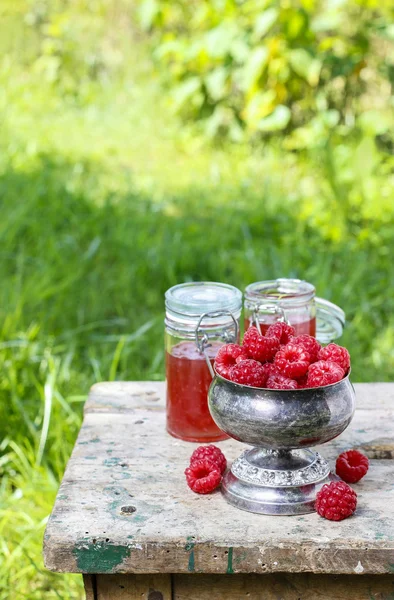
[257,105,291,132]
[289,48,321,86]
[172,77,202,109]
[254,8,278,39]
[358,110,393,136]
[139,0,159,31]
[205,24,236,59]
[240,46,269,91]
[205,68,228,102]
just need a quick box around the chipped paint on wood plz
[73,541,130,573]
[226,548,234,574]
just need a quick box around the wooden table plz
[44,382,394,599]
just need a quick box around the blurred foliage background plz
[0,0,393,598]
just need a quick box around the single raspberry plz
[292,335,321,363]
[274,342,311,379]
[318,343,351,373]
[190,445,227,475]
[336,450,369,483]
[243,326,279,363]
[185,458,222,494]
[315,481,357,521]
[229,359,268,388]
[266,322,295,345]
[307,360,345,387]
[266,373,298,390]
[214,344,248,379]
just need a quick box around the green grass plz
[1,9,394,600]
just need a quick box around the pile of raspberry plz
[214,322,351,390]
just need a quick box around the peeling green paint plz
[112,472,131,480]
[85,456,97,460]
[104,457,121,466]
[185,536,195,551]
[227,547,234,574]
[188,550,195,572]
[73,542,130,573]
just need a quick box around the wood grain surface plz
[43,382,394,576]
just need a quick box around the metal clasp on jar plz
[251,304,289,335]
[195,311,239,378]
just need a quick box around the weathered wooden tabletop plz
[44,382,394,578]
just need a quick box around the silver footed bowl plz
[208,373,356,515]
[208,372,355,449]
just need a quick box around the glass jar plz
[165,282,242,442]
[244,278,345,343]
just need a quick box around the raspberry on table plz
[266,373,298,390]
[190,445,227,474]
[229,359,268,388]
[315,481,357,521]
[318,343,351,373]
[266,322,295,345]
[243,326,279,363]
[214,344,248,379]
[292,335,321,363]
[336,450,369,483]
[274,342,311,379]
[307,360,345,387]
[185,458,222,494]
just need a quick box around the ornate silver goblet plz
[208,374,356,515]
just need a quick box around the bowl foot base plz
[222,449,337,515]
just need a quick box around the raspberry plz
[315,481,357,521]
[243,326,279,363]
[307,360,345,387]
[266,373,298,390]
[274,342,311,379]
[190,445,227,475]
[214,344,248,379]
[266,322,295,345]
[229,359,268,388]
[336,450,369,483]
[297,374,309,388]
[292,335,321,363]
[185,458,222,494]
[318,343,351,373]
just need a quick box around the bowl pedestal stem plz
[222,448,337,515]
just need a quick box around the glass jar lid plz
[316,297,346,343]
[244,278,315,308]
[166,282,242,317]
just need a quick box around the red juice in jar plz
[244,316,316,336]
[165,282,242,442]
[166,341,226,442]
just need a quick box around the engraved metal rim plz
[214,369,351,392]
[231,451,330,488]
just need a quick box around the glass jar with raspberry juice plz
[244,279,345,343]
[165,282,242,442]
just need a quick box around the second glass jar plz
[244,278,345,343]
